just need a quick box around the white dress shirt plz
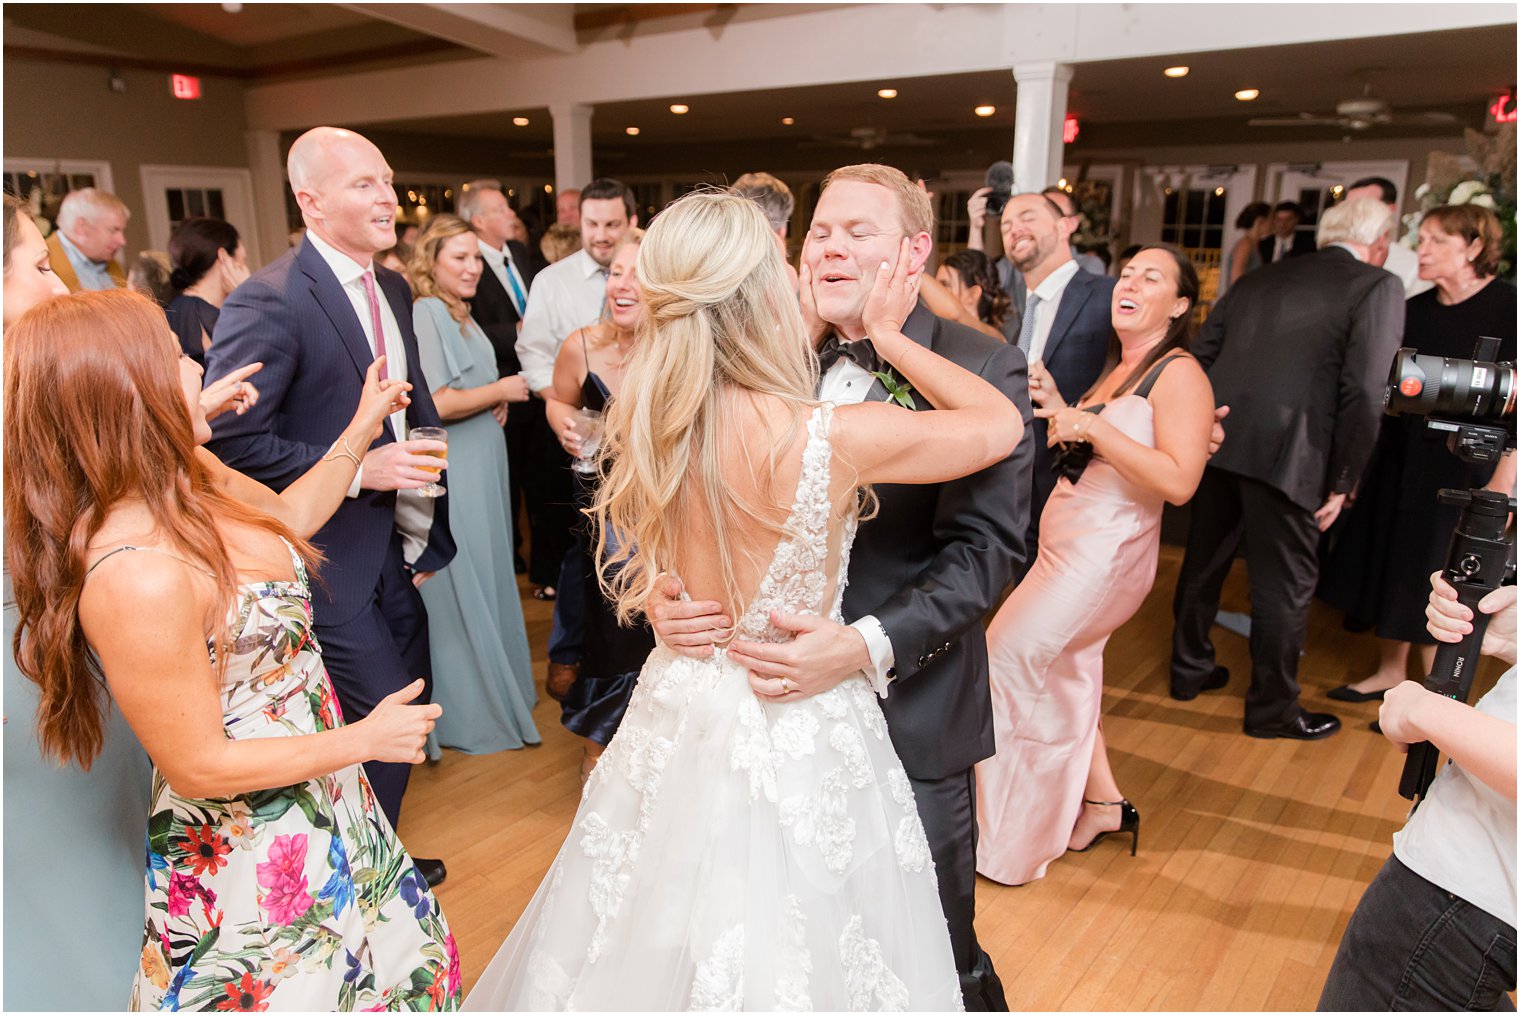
[477,237,529,317]
[1023,259,1081,366]
[305,231,432,562]
[818,344,896,699]
[516,248,608,394]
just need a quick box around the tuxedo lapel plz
[295,238,375,382]
[1040,271,1093,366]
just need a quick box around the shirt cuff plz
[851,615,896,698]
[346,465,364,499]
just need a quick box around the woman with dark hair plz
[5,289,461,1009]
[934,248,1012,341]
[976,245,1216,885]
[1321,203,1516,702]
[1221,201,1272,294]
[164,216,247,365]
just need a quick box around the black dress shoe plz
[1244,710,1341,740]
[1171,665,1229,702]
[415,857,447,888]
[1327,683,1388,703]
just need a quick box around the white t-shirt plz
[1394,668,1516,927]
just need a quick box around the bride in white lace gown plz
[464,191,1021,1012]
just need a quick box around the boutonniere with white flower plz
[873,369,917,410]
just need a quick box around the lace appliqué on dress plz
[688,925,746,1011]
[839,915,911,1012]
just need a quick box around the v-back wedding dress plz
[464,404,961,1011]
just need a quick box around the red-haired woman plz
[5,289,462,1010]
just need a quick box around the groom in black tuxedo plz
[653,164,1033,1011]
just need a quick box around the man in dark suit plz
[650,164,1033,1011]
[998,192,1112,564]
[1172,197,1404,739]
[205,127,456,883]
[1257,200,1316,264]
[458,179,543,577]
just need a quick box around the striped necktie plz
[1017,293,1042,356]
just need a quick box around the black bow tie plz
[817,334,882,375]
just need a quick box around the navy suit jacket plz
[1027,268,1114,536]
[204,237,456,625]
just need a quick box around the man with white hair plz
[46,187,130,291]
[1170,197,1405,740]
[1343,175,1432,298]
[204,127,456,885]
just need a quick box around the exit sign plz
[170,74,202,100]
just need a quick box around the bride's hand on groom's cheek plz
[648,575,731,658]
[732,612,871,701]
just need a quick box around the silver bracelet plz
[321,435,362,469]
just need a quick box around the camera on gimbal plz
[1384,335,1516,464]
[1381,336,1516,801]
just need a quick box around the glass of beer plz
[410,426,448,498]
[571,408,604,475]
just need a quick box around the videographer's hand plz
[359,439,448,491]
[1427,573,1517,666]
[966,187,991,251]
[1378,681,1440,752]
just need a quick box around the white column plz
[244,129,290,268]
[550,103,594,193]
[1011,61,1073,195]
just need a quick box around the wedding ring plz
[779,677,792,694]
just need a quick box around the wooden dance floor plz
[399,546,1505,1011]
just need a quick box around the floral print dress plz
[129,543,459,1011]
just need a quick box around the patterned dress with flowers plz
[129,544,460,1012]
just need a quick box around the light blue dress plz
[3,570,154,1009]
[412,297,539,752]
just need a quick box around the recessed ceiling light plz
[512,116,529,127]
[1214,186,1225,196]
[781,116,795,125]
[877,88,898,99]
[1234,88,1260,101]
[974,105,996,117]
[669,104,689,115]
[626,126,640,136]
[1164,66,1189,78]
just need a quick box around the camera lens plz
[1384,347,1516,421]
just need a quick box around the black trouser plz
[503,393,535,565]
[519,398,577,588]
[1171,467,1320,727]
[316,534,432,828]
[1319,854,1517,1011]
[910,767,1007,1012]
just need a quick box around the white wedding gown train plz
[464,404,962,1011]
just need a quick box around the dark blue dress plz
[164,294,219,366]
[560,370,656,745]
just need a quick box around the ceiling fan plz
[1249,80,1458,132]
[800,125,939,150]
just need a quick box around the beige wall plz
[4,58,251,261]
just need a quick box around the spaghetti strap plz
[83,545,216,579]
[1133,353,1188,400]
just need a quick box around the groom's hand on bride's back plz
[732,612,870,701]
[648,575,731,659]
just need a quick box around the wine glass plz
[410,426,448,498]
[571,408,605,475]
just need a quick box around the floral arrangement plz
[1404,124,1516,279]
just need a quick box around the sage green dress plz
[412,297,539,753]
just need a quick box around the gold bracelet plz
[321,435,362,469]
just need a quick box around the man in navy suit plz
[1257,200,1316,264]
[998,193,1113,566]
[205,127,456,885]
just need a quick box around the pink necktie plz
[360,270,389,379]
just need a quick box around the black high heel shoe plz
[1070,798,1140,856]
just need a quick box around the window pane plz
[208,190,225,220]
[187,190,206,217]
[167,189,185,222]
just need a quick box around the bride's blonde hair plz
[589,190,819,624]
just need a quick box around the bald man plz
[204,128,456,884]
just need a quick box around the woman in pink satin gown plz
[976,246,1216,886]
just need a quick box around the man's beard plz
[1009,236,1051,273]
